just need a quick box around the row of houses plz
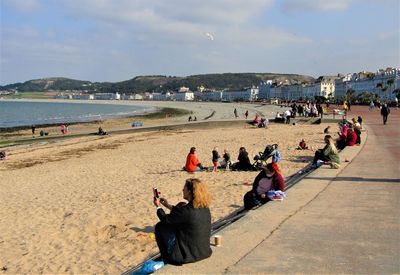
[54,67,399,102]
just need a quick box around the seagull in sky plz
[205,32,214,41]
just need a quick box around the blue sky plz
[1,0,399,85]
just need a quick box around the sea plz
[0,100,156,128]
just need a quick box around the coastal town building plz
[194,90,223,101]
[335,68,399,101]
[221,87,259,102]
[175,90,194,101]
[47,67,398,103]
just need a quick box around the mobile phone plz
[153,187,159,198]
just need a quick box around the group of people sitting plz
[336,117,362,150]
[184,145,280,172]
[160,118,362,268]
[249,115,269,128]
[312,116,362,169]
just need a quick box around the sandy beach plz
[0,101,340,273]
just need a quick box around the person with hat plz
[243,162,285,210]
[184,147,204,172]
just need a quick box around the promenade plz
[158,105,400,274]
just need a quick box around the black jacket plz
[157,202,212,264]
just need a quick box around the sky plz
[1,0,399,85]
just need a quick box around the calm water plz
[0,101,155,128]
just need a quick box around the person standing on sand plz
[245,110,249,119]
[211,147,220,172]
[31,125,36,136]
[234,108,238,118]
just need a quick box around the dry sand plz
[0,101,340,273]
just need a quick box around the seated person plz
[0,151,6,160]
[219,149,231,170]
[336,123,349,150]
[153,178,212,265]
[274,112,285,123]
[39,130,49,136]
[251,115,261,125]
[352,118,361,144]
[231,147,254,171]
[258,118,269,128]
[297,139,308,150]
[346,126,357,147]
[313,135,340,168]
[243,162,285,210]
[184,147,204,172]
[324,126,331,134]
[357,116,363,128]
[98,127,107,135]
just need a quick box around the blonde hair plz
[325,135,338,153]
[185,178,212,208]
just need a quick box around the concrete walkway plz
[158,106,400,274]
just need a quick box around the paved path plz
[159,105,400,274]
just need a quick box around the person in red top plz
[346,126,357,147]
[243,162,285,210]
[185,147,204,172]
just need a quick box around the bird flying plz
[205,32,214,41]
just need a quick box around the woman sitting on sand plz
[184,147,204,172]
[153,178,212,265]
[243,162,285,210]
[313,135,340,168]
[231,147,254,171]
[219,149,231,170]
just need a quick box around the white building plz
[258,81,271,100]
[335,68,399,101]
[175,91,194,101]
[194,91,223,101]
[221,87,259,102]
[71,94,94,100]
[153,92,172,101]
[94,93,120,100]
[178,86,190,93]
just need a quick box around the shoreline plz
[0,106,191,133]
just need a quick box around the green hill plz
[1,73,315,93]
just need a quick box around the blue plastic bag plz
[132,260,164,275]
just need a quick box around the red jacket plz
[346,131,357,146]
[185,153,199,172]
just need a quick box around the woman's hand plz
[153,197,160,207]
[160,198,173,210]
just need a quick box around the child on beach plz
[212,147,220,172]
[297,139,308,150]
[220,149,231,170]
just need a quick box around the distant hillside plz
[1,73,315,93]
